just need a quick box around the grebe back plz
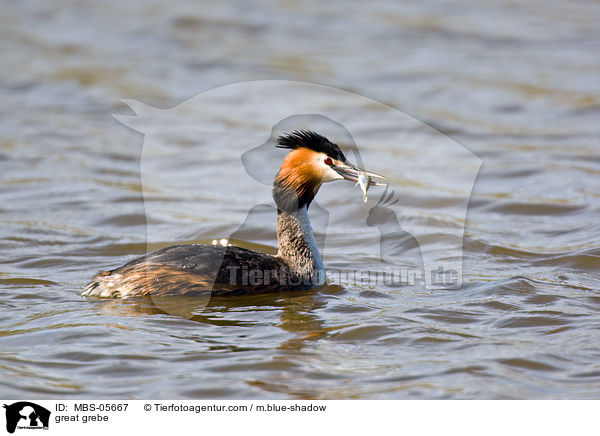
[83,130,386,298]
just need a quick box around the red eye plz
[324,158,333,165]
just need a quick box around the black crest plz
[277,130,347,161]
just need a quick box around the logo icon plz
[102,80,480,317]
[3,402,50,434]
[116,81,480,294]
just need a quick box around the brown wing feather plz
[83,244,295,298]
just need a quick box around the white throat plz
[276,206,325,282]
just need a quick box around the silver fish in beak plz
[331,161,387,203]
[331,162,387,185]
[356,173,371,203]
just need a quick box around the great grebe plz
[83,130,386,298]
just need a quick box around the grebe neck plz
[276,206,325,282]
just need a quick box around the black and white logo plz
[3,402,50,434]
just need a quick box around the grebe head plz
[273,130,386,212]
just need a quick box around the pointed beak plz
[331,161,387,185]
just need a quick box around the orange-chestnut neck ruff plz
[273,147,323,211]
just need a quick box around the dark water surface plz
[1,0,600,399]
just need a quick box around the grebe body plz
[83,131,386,298]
